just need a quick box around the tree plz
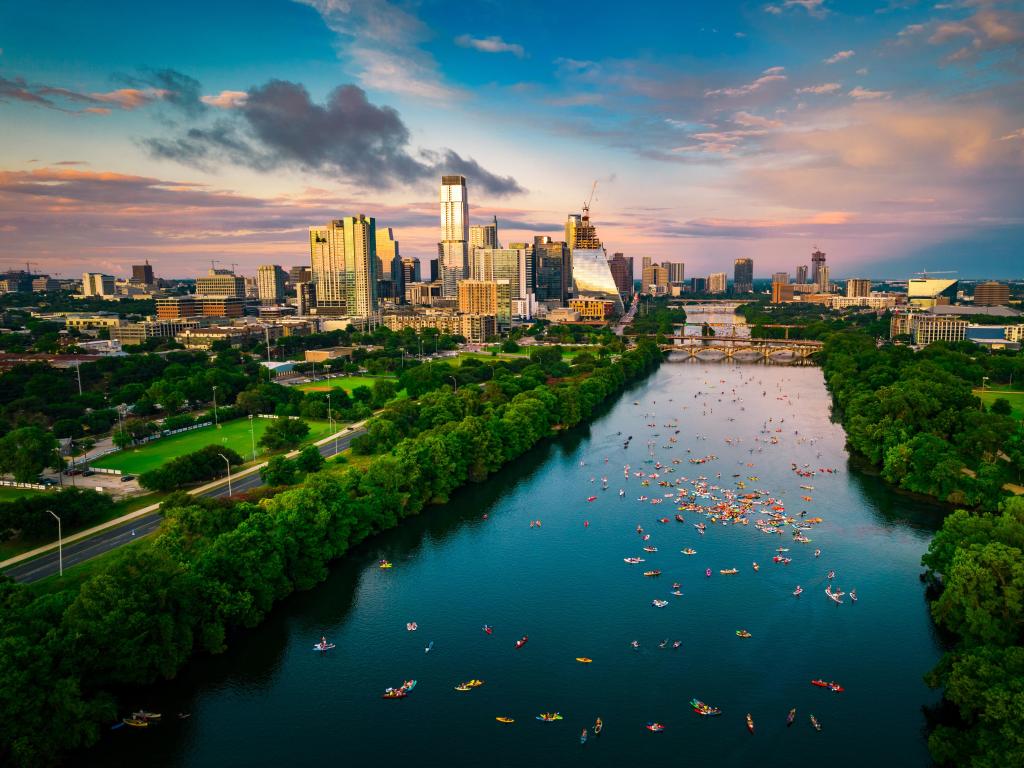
[258,418,310,451]
[370,379,397,408]
[260,455,297,486]
[0,427,58,482]
[295,445,325,474]
[991,398,1013,416]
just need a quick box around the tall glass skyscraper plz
[438,175,468,297]
[309,215,379,317]
[733,258,753,293]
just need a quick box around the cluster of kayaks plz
[690,699,722,716]
[454,679,484,692]
[382,680,417,699]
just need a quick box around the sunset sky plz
[1,0,1022,279]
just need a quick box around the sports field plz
[91,418,334,475]
[0,486,44,502]
[975,388,1024,420]
[297,375,404,397]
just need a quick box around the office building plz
[772,272,789,285]
[817,265,831,293]
[974,281,1010,306]
[691,277,707,293]
[439,175,469,297]
[569,298,616,321]
[810,249,826,287]
[289,265,312,284]
[471,247,534,320]
[295,282,316,315]
[401,258,422,286]
[469,219,499,256]
[376,227,404,303]
[796,265,808,285]
[457,279,499,316]
[911,315,969,345]
[196,269,245,297]
[609,253,634,297]
[566,206,622,313]
[32,276,59,292]
[534,239,570,302]
[81,272,115,297]
[846,279,872,298]
[663,261,685,285]
[772,283,795,303]
[309,215,380,317]
[256,265,287,305]
[641,263,669,294]
[733,258,753,294]
[908,278,959,309]
[429,258,439,282]
[708,272,728,294]
[131,261,154,286]
[407,282,444,306]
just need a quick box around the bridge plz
[660,335,823,360]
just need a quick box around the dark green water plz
[88,361,943,767]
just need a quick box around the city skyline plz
[1,0,1022,278]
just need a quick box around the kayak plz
[793,586,804,597]
[810,714,822,731]
[483,625,493,634]
[651,599,668,608]
[787,708,796,726]
[645,722,665,732]
[643,570,661,577]
[580,728,588,744]
[382,689,407,699]
[454,685,471,692]
[736,630,752,638]
[594,717,603,735]
[576,657,592,663]
[379,560,392,569]
[746,713,754,734]
[536,713,563,722]
[496,717,514,724]
[811,679,844,692]
[425,641,434,653]
[690,699,722,716]
[122,718,149,728]
[515,635,529,649]
[312,643,336,652]
[682,548,697,555]
[720,568,739,575]
[131,711,161,721]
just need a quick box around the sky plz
[1,0,1022,279]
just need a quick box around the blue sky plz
[1,0,1022,278]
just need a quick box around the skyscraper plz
[469,219,499,264]
[733,259,753,293]
[131,261,154,286]
[708,272,728,294]
[256,264,287,305]
[376,226,404,302]
[567,208,623,314]
[472,246,534,319]
[662,262,685,285]
[772,271,789,285]
[309,215,379,317]
[565,212,600,249]
[846,279,871,298]
[974,281,1010,306]
[796,265,808,285]
[811,249,826,286]
[401,257,422,286]
[534,240,570,302]
[439,175,468,297]
[81,272,115,297]
[609,252,633,297]
[818,264,830,293]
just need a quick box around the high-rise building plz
[469,219,499,257]
[471,247,534,319]
[309,215,379,317]
[609,252,634,297]
[772,283,795,303]
[295,282,316,315]
[565,212,600,250]
[81,272,115,297]
[457,279,499,316]
[908,278,959,308]
[534,240,570,302]
[691,277,707,293]
[641,256,653,270]
[974,281,1010,306]
[846,279,871,298]
[567,208,623,314]
[289,265,312,285]
[810,249,826,286]
[818,265,831,293]
[662,262,685,285]
[196,269,245,297]
[32,276,59,292]
[439,175,469,297]
[131,261,154,286]
[733,258,754,293]
[376,227,404,302]
[257,265,287,305]
[796,265,808,285]
[772,272,789,285]
[641,264,669,294]
[708,272,728,294]
[429,258,439,282]
[401,258,422,286]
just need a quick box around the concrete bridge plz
[660,335,823,361]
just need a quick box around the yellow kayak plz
[496,717,515,723]
[576,657,593,663]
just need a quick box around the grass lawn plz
[91,418,334,475]
[975,388,1024,420]
[0,486,45,503]
[296,375,405,398]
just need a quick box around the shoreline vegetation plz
[0,340,662,766]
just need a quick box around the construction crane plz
[582,180,598,217]
[24,261,39,276]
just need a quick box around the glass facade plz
[571,248,625,314]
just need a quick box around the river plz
[86,327,944,767]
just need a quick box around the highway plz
[4,427,365,584]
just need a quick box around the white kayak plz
[313,643,336,652]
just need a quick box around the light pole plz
[982,376,990,390]
[48,510,62,577]
[448,375,457,393]
[74,362,83,396]
[326,393,333,434]
[248,414,256,462]
[218,453,233,496]
[212,386,219,428]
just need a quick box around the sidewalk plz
[0,421,366,570]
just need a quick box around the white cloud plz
[455,34,525,58]
[201,90,249,109]
[705,70,788,97]
[764,0,828,18]
[824,49,855,64]
[733,111,783,128]
[849,86,891,100]
[999,128,1024,141]
[796,82,842,94]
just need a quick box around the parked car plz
[65,468,82,476]
[38,477,59,486]
[82,470,95,477]
[120,474,135,482]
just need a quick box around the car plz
[120,474,135,482]
[38,477,58,486]
[82,470,95,477]
[65,468,82,476]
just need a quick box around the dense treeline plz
[0,489,115,542]
[820,331,1024,509]
[739,302,891,339]
[138,445,243,492]
[921,497,1024,766]
[0,341,661,766]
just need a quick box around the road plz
[4,427,365,584]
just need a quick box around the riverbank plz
[0,342,663,767]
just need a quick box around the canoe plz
[576,657,592,663]
[810,714,822,731]
[643,570,662,577]
[496,717,514,724]
[594,718,603,735]
[811,679,844,692]
[122,718,148,728]
[454,685,471,692]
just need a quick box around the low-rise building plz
[569,297,616,321]
[911,315,968,345]
[771,283,795,303]
[304,346,355,363]
[111,318,207,345]
[547,307,582,324]
[62,313,124,332]
[382,310,496,343]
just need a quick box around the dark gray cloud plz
[143,79,524,197]
[121,68,206,116]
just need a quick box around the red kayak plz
[811,679,844,692]
[515,635,529,649]
[587,496,597,502]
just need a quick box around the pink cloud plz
[824,50,855,64]
[200,90,249,109]
[796,83,842,94]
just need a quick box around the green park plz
[973,385,1024,420]
[91,417,335,475]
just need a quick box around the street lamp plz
[248,414,256,462]
[212,385,219,428]
[982,376,990,390]
[48,510,62,577]
[448,375,458,393]
[218,453,233,496]
[327,393,333,434]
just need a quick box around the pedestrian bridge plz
[660,335,823,360]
